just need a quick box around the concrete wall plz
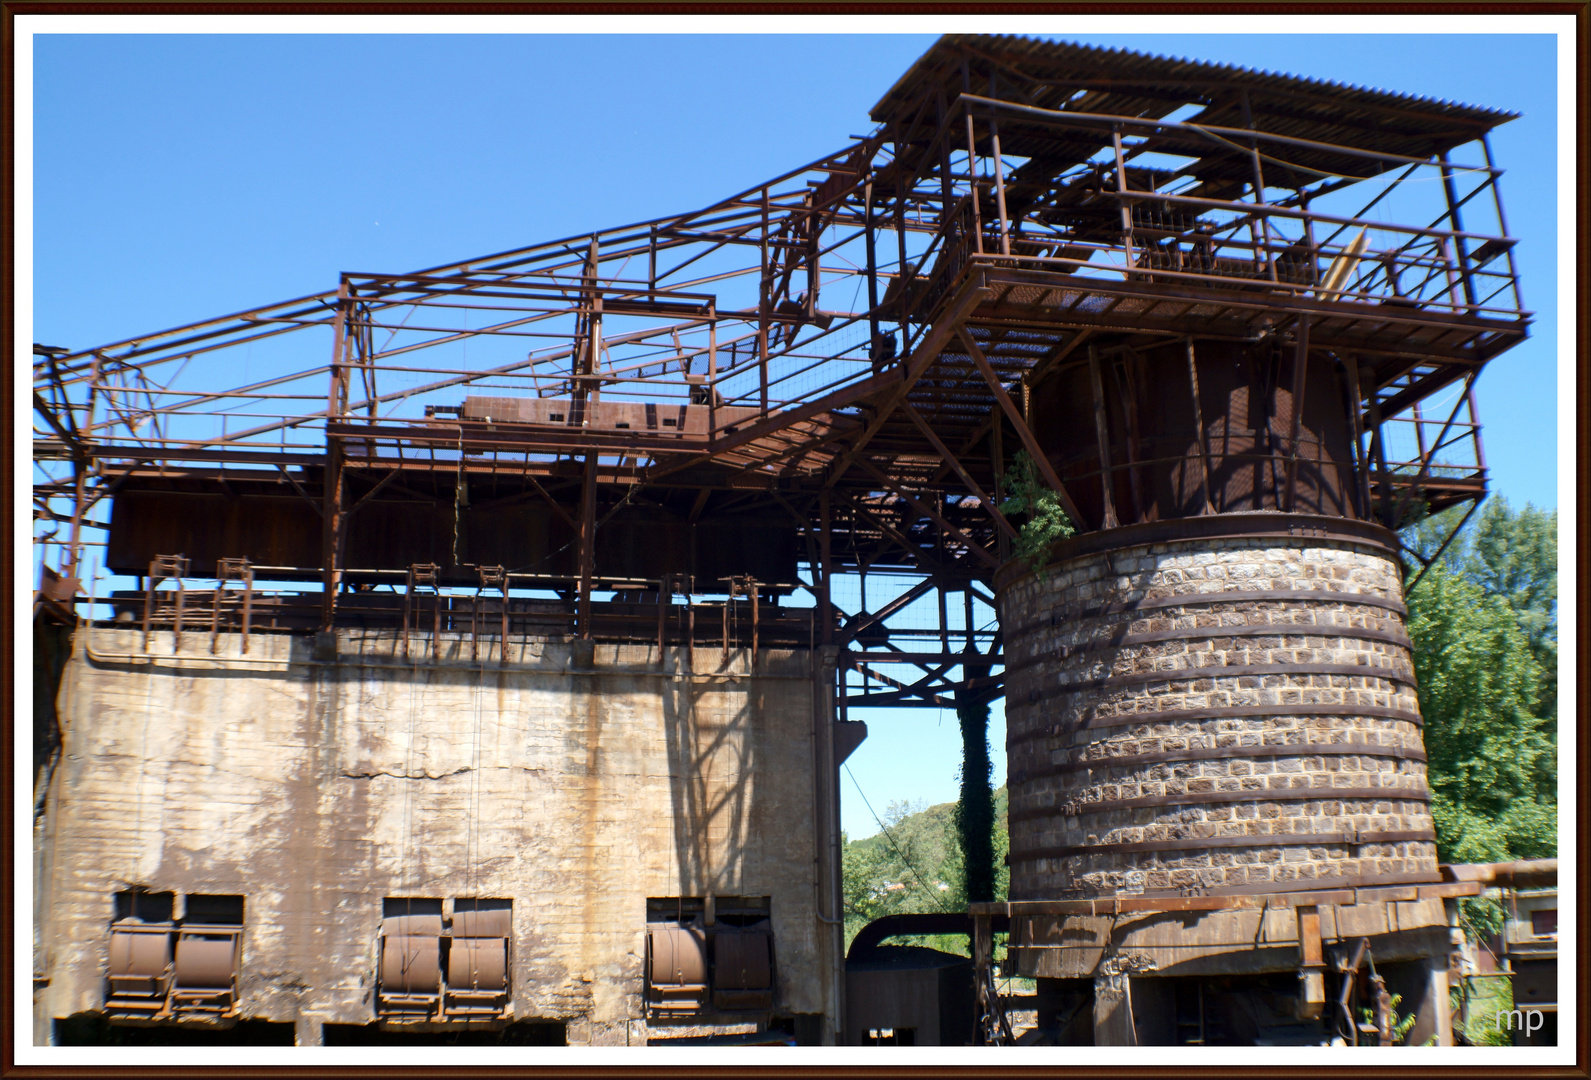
[36,627,826,1037]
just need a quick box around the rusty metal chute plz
[105,924,174,1015]
[646,925,710,1016]
[104,892,242,1023]
[711,922,775,1012]
[169,928,241,1019]
[445,904,513,1018]
[378,912,444,1019]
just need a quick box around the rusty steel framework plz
[32,35,1529,712]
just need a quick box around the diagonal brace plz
[825,279,994,490]
[901,401,1018,541]
[956,327,1086,529]
[855,457,1002,571]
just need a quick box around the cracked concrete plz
[338,768,474,781]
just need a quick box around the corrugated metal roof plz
[873,35,1517,181]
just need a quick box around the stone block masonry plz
[35,628,824,1033]
[999,531,1439,903]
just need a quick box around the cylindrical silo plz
[994,336,1456,1009]
[999,514,1435,901]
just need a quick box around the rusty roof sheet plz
[873,35,1518,182]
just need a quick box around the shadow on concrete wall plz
[662,668,756,898]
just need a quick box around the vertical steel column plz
[805,201,820,318]
[585,238,604,407]
[1480,134,1524,313]
[1185,337,1215,515]
[1439,152,1478,311]
[722,577,735,667]
[759,187,771,415]
[320,281,352,632]
[320,437,347,633]
[937,581,950,653]
[707,310,717,386]
[1300,192,1321,285]
[53,350,98,588]
[239,566,253,656]
[1283,318,1311,512]
[1240,90,1278,282]
[576,454,598,640]
[173,575,185,652]
[818,493,834,646]
[936,87,954,213]
[1364,373,1392,528]
[891,120,911,347]
[656,574,669,663]
[1467,382,1489,479]
[1439,235,1466,312]
[1343,358,1373,520]
[470,580,480,664]
[142,562,155,651]
[973,911,993,1044]
[66,458,87,583]
[812,642,844,1043]
[69,350,101,584]
[1412,400,1430,471]
[1111,126,1134,277]
[359,300,378,419]
[987,78,1011,258]
[749,577,760,669]
[991,416,1009,563]
[961,61,984,256]
[863,180,882,366]
[1087,343,1119,529]
[403,565,414,660]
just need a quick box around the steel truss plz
[33,36,1529,712]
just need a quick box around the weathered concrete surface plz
[37,627,824,1033]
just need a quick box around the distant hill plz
[841,786,1008,952]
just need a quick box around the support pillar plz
[1092,972,1138,1046]
[33,1001,53,1046]
[812,644,844,1044]
[1385,955,1455,1047]
[294,1015,324,1046]
[576,454,597,639]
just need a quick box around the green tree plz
[1404,499,1557,678]
[1402,498,1557,863]
[841,789,1011,953]
[1466,500,1557,715]
[841,799,956,946]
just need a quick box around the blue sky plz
[27,27,1567,839]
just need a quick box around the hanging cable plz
[843,763,948,913]
[467,645,486,903]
